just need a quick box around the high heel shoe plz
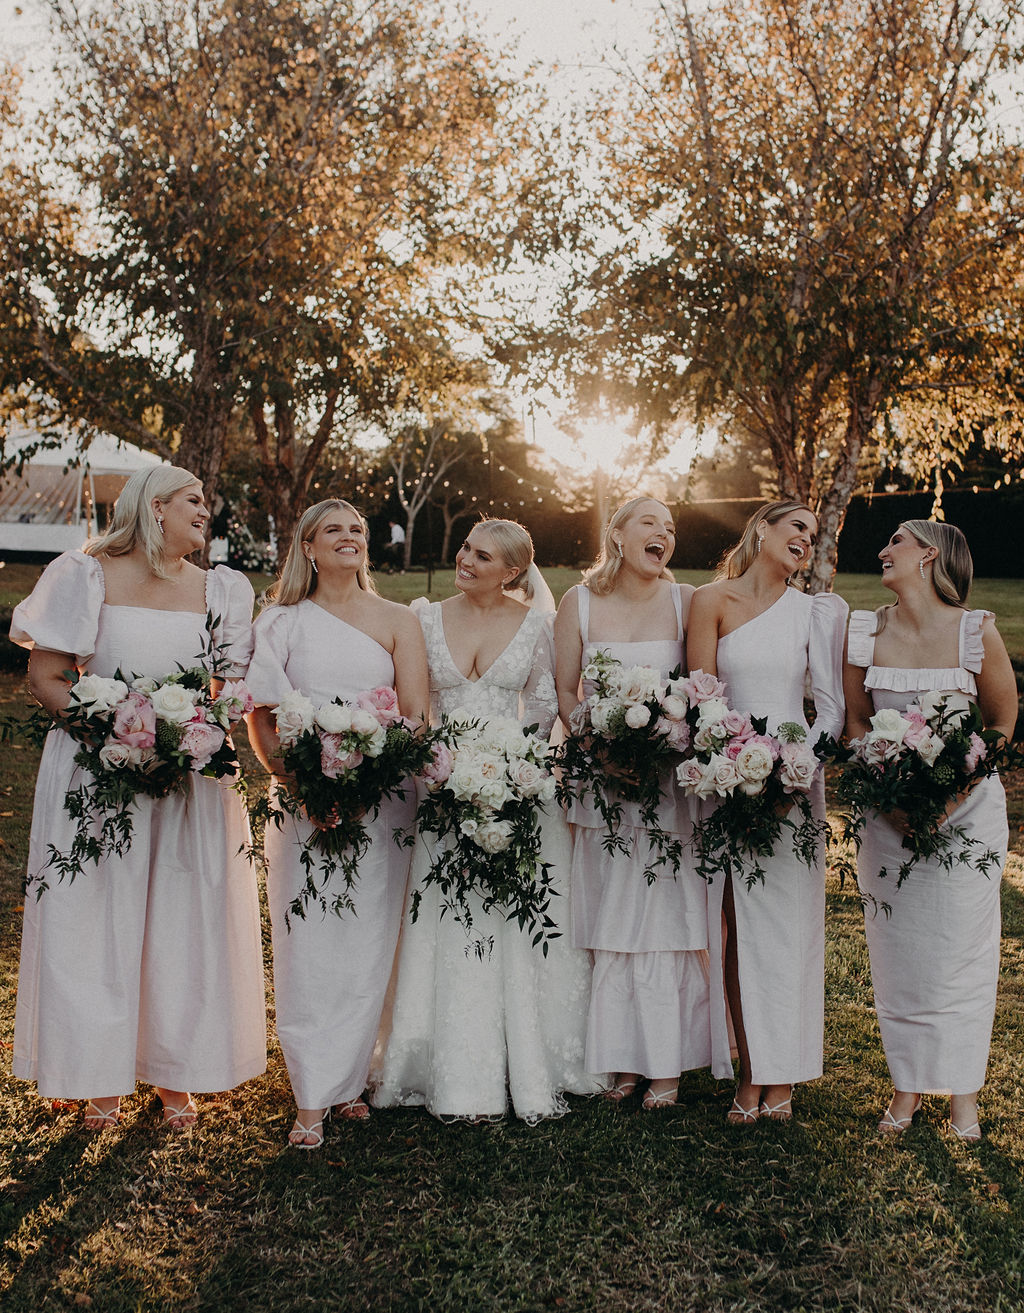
[878,1095,921,1135]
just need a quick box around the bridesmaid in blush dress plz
[555,496,709,1111]
[246,500,428,1149]
[844,520,1016,1141]
[10,465,266,1130]
[687,501,847,1124]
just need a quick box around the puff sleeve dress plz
[706,588,848,1084]
[847,608,1007,1094]
[246,599,416,1111]
[10,551,266,1098]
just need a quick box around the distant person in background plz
[384,519,406,573]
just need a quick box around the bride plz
[371,518,603,1121]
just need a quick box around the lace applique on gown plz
[371,599,602,1123]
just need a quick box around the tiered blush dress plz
[246,600,416,1112]
[10,551,266,1098]
[371,599,603,1122]
[848,608,1007,1094]
[568,583,713,1080]
[707,588,848,1084]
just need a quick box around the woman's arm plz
[246,705,285,776]
[27,648,77,718]
[553,587,583,730]
[684,586,721,675]
[391,607,430,727]
[975,617,1018,741]
[842,641,875,740]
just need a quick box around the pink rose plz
[675,758,705,791]
[778,741,817,793]
[320,733,363,779]
[680,669,727,703]
[422,742,455,787]
[180,719,226,769]
[964,732,987,774]
[219,679,255,718]
[721,710,754,741]
[357,685,402,726]
[111,692,157,749]
[900,712,931,751]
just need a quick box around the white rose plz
[624,703,652,730]
[315,701,354,734]
[612,666,661,704]
[274,690,316,745]
[131,676,159,695]
[696,697,730,727]
[694,722,728,753]
[98,739,133,769]
[149,682,199,725]
[865,707,909,746]
[710,754,743,795]
[537,776,557,804]
[915,733,945,767]
[473,818,514,853]
[509,757,547,797]
[478,779,512,809]
[71,674,129,715]
[735,741,775,783]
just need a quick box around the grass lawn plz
[1,566,1024,1310]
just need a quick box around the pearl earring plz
[756,535,763,553]
[307,555,318,575]
[615,541,623,558]
[156,515,165,534]
[919,558,927,579]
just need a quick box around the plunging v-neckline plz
[438,604,531,683]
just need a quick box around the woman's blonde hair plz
[582,496,674,596]
[269,500,378,606]
[716,499,817,581]
[84,464,201,581]
[471,517,535,596]
[873,519,973,635]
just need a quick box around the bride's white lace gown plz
[371,599,604,1122]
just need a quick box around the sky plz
[0,0,687,483]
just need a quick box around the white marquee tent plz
[0,421,167,555]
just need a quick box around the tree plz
[517,0,1024,588]
[1,0,546,544]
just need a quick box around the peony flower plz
[422,742,454,787]
[589,698,622,736]
[315,701,354,735]
[734,740,775,784]
[320,733,362,779]
[964,732,987,774]
[150,681,200,725]
[356,685,402,726]
[274,690,316,745]
[473,818,514,854]
[71,673,129,715]
[660,694,688,721]
[624,703,652,730]
[654,717,690,752]
[180,719,226,769]
[216,679,255,721]
[111,692,157,749]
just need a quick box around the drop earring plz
[307,555,318,575]
[615,541,623,558]
[756,535,763,553]
[156,515,165,535]
[919,558,927,579]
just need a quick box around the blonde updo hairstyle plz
[716,499,817,581]
[582,496,674,597]
[873,519,972,635]
[269,499,378,606]
[84,464,202,581]
[473,517,535,598]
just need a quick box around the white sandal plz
[288,1110,328,1149]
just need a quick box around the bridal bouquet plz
[30,613,252,892]
[826,691,1011,886]
[556,649,692,882]
[675,670,829,886]
[412,713,559,955]
[256,685,435,920]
